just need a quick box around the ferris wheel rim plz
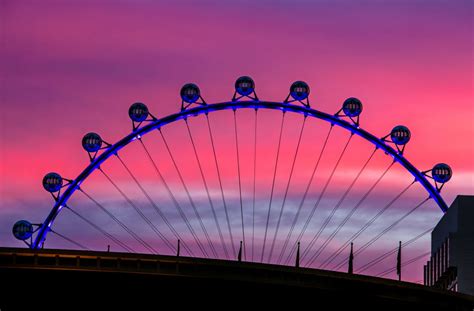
[32,100,448,249]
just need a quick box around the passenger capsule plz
[180,83,200,103]
[129,102,149,122]
[82,132,102,152]
[342,97,363,117]
[42,172,63,193]
[390,125,411,145]
[12,220,33,240]
[432,163,452,183]
[235,76,255,96]
[290,81,310,101]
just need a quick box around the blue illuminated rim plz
[32,100,448,249]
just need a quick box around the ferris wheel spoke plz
[260,112,286,263]
[50,229,90,250]
[376,251,431,278]
[65,205,134,253]
[138,139,195,257]
[113,155,178,253]
[98,168,162,254]
[206,114,236,258]
[319,161,395,269]
[78,188,151,252]
[331,183,421,270]
[277,125,334,265]
[159,129,216,258]
[356,226,433,274]
[352,197,431,258]
[234,110,247,261]
[252,109,258,262]
[267,116,307,263]
[185,119,230,259]
[302,147,378,267]
[285,133,353,265]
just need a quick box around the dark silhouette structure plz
[425,195,474,295]
[1,247,472,310]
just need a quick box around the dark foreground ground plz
[0,247,472,310]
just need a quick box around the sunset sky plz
[0,0,472,282]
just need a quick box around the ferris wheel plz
[12,76,452,276]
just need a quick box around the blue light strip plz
[32,101,447,249]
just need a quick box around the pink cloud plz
[1,0,472,282]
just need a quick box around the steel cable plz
[303,148,378,266]
[284,133,353,265]
[261,112,286,262]
[277,125,334,264]
[318,161,395,269]
[330,181,416,270]
[267,116,307,263]
[206,114,236,258]
[65,205,134,252]
[185,119,229,259]
[138,139,195,256]
[159,129,214,258]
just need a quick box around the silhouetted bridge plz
[0,247,472,310]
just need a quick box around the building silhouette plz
[424,195,474,295]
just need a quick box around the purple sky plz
[0,0,472,282]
